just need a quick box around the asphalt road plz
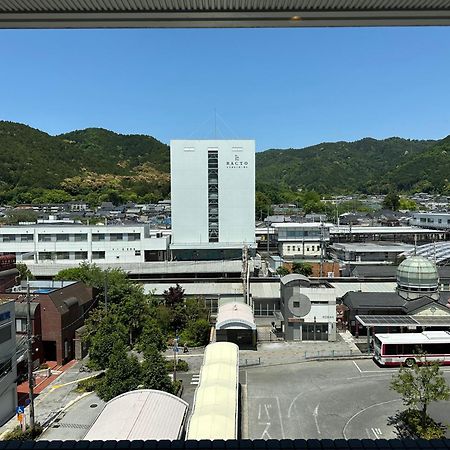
[244,359,450,440]
[39,393,105,441]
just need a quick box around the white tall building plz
[170,140,255,260]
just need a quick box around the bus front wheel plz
[405,358,416,367]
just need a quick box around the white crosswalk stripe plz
[191,374,200,385]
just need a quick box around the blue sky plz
[1,26,450,151]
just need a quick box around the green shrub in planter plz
[3,424,43,441]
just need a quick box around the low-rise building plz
[0,281,95,366]
[273,222,330,259]
[329,242,414,264]
[0,224,169,266]
[411,212,450,230]
[279,274,336,341]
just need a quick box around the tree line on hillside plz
[1,120,449,209]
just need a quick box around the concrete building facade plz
[0,299,17,426]
[170,140,255,260]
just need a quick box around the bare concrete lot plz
[244,359,450,440]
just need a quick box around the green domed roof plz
[396,256,439,291]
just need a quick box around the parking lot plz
[244,359,450,440]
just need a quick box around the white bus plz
[374,331,450,367]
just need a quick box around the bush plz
[165,359,189,372]
[172,380,183,397]
[76,374,104,393]
[3,424,43,441]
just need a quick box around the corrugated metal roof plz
[330,281,397,298]
[1,1,450,28]
[83,389,188,441]
[1,1,450,12]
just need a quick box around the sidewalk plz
[240,331,366,367]
[0,360,99,439]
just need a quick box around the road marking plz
[264,404,271,420]
[287,391,305,418]
[346,374,392,381]
[342,398,400,439]
[258,405,261,420]
[313,403,321,435]
[371,427,383,439]
[190,374,200,385]
[276,397,285,439]
[53,374,98,389]
[260,422,272,439]
[353,361,362,373]
[352,361,395,374]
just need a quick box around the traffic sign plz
[16,406,24,414]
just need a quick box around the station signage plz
[226,154,249,169]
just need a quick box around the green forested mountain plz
[255,137,442,195]
[0,121,170,205]
[0,120,449,206]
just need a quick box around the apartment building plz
[0,299,17,426]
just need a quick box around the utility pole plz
[104,273,108,312]
[26,278,35,432]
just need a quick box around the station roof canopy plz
[356,314,450,328]
[1,1,450,29]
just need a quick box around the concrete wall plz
[171,140,255,247]
[0,300,17,426]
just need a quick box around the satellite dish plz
[288,293,312,317]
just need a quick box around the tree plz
[390,358,450,437]
[180,319,210,347]
[136,319,167,353]
[292,262,313,277]
[84,309,128,369]
[16,263,34,281]
[382,192,400,211]
[96,341,142,402]
[141,346,173,393]
[3,209,38,224]
[163,284,185,308]
[276,266,290,276]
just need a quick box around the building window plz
[38,234,52,242]
[38,252,52,260]
[92,251,105,260]
[74,234,87,242]
[135,250,141,256]
[2,234,16,242]
[420,218,426,223]
[109,233,123,241]
[208,149,219,242]
[56,252,70,260]
[74,252,88,260]
[20,234,33,242]
[92,233,105,241]
[127,233,140,241]
[56,234,69,241]
[15,318,27,333]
